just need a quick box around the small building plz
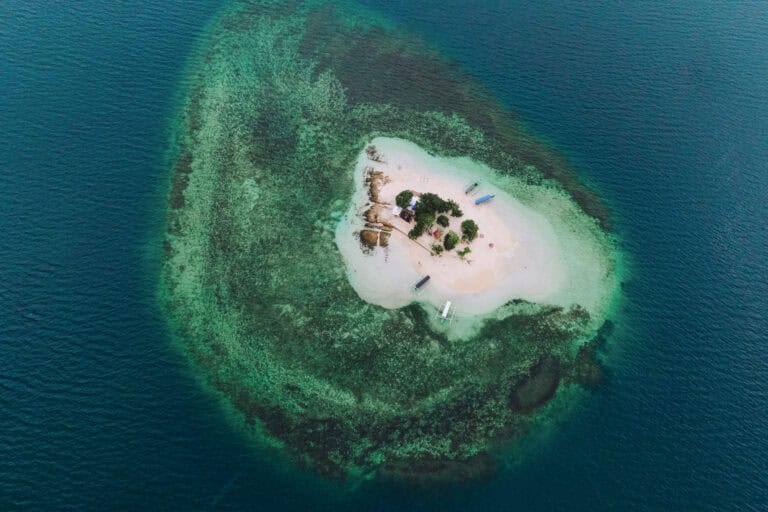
[400,208,415,222]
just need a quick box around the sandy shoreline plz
[336,137,574,317]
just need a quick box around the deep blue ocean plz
[1,1,766,510]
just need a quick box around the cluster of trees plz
[399,190,479,254]
[440,218,478,252]
[417,193,463,218]
[405,192,463,239]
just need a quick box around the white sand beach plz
[336,137,616,319]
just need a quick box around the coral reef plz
[161,0,622,481]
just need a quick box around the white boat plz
[440,301,452,323]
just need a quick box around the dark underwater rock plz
[572,341,603,388]
[572,319,613,388]
[509,356,562,413]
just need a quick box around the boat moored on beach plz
[475,194,495,205]
[413,275,431,291]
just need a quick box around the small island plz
[337,137,570,317]
[163,0,623,483]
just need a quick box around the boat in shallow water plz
[440,301,452,323]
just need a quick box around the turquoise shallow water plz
[1,1,767,510]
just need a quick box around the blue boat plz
[475,194,495,205]
[412,275,431,291]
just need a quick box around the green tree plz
[396,190,413,208]
[443,231,460,251]
[446,200,463,217]
[461,219,478,241]
[415,212,435,231]
[436,214,450,227]
[408,222,426,239]
[431,243,444,255]
[416,193,450,215]
[457,247,472,259]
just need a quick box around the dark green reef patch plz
[161,0,620,482]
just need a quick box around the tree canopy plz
[395,190,413,208]
[443,231,460,251]
[461,219,478,242]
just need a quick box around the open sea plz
[1,1,766,510]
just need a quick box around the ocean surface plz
[1,1,766,510]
